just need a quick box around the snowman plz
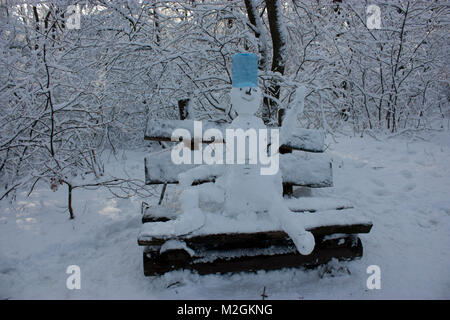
[178,53,315,255]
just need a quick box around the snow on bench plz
[144,149,333,187]
[145,119,227,143]
[142,197,353,223]
[145,119,325,152]
[137,208,372,246]
[280,127,325,153]
[141,205,179,223]
[279,153,332,188]
[284,197,353,212]
[144,150,200,184]
[139,205,372,275]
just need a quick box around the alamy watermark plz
[170,121,280,176]
[66,265,81,290]
[366,265,381,289]
[366,5,381,30]
[66,5,81,30]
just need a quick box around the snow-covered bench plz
[138,201,372,275]
[138,53,372,276]
[138,115,373,276]
[144,146,333,188]
[144,119,331,196]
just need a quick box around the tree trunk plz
[68,183,74,219]
[178,98,190,120]
[263,0,287,124]
[244,0,268,70]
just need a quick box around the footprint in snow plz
[417,220,430,228]
[430,171,443,178]
[371,179,385,187]
[399,169,413,179]
[402,183,416,192]
[373,189,389,197]
[428,218,439,226]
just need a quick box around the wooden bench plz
[138,113,372,276]
[144,119,331,192]
[144,149,333,188]
[138,204,372,275]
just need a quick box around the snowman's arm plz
[268,197,315,255]
[178,164,226,187]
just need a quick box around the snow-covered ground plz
[1,131,449,299]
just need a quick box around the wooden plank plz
[145,119,226,143]
[279,153,332,187]
[142,236,363,276]
[140,230,288,248]
[142,215,170,223]
[142,198,355,223]
[145,150,332,187]
[141,205,179,224]
[138,208,372,246]
[144,150,202,184]
[142,205,171,223]
[280,128,325,153]
[145,119,324,153]
[138,223,372,247]
[284,197,354,213]
[310,223,372,237]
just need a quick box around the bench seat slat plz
[143,236,363,276]
[280,127,325,153]
[145,119,325,152]
[285,197,353,212]
[138,208,372,246]
[145,150,333,187]
[145,119,226,143]
[142,197,354,223]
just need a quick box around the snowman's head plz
[230,86,261,116]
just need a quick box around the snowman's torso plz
[223,89,282,218]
